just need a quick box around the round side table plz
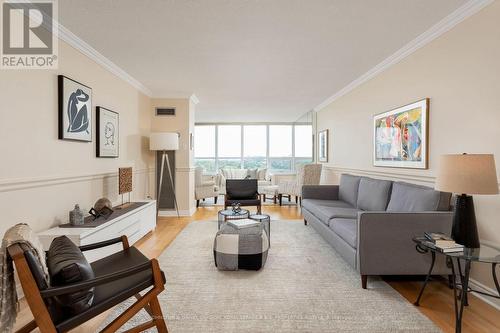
[250,214,271,245]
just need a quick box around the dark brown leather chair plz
[8,236,168,333]
[224,179,262,214]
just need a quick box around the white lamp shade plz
[435,154,499,195]
[150,132,179,151]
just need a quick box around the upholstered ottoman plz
[213,221,269,271]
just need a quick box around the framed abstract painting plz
[373,98,429,169]
[96,107,119,157]
[58,75,92,142]
[318,129,329,163]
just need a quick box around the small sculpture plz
[231,202,242,214]
[69,204,84,225]
[89,197,114,220]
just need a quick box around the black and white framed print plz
[96,107,119,158]
[58,75,92,142]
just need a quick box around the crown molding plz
[313,0,494,112]
[56,23,153,97]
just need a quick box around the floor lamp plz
[150,132,180,218]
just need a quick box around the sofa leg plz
[361,275,368,289]
[295,196,298,203]
[214,196,218,204]
[273,196,277,204]
[263,194,266,201]
[196,200,200,208]
[299,197,302,206]
[278,194,283,206]
[304,219,307,226]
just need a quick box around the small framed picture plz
[318,129,329,163]
[96,107,119,158]
[58,75,92,142]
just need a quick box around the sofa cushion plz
[387,182,450,212]
[339,174,361,207]
[308,206,360,225]
[329,218,357,248]
[257,168,268,181]
[356,177,393,211]
[47,236,95,315]
[302,199,353,212]
[221,168,249,180]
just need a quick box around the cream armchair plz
[195,167,219,207]
[278,164,322,205]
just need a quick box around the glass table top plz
[218,209,249,216]
[413,237,500,264]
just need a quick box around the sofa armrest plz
[357,211,453,275]
[301,185,339,200]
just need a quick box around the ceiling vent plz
[156,107,176,116]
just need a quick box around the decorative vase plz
[69,204,84,225]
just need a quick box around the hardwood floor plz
[14,204,500,332]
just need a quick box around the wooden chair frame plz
[9,236,168,333]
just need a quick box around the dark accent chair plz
[224,179,262,214]
[8,235,168,333]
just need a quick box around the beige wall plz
[0,40,154,236]
[316,2,500,293]
[151,98,196,215]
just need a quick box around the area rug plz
[100,220,440,332]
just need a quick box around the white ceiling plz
[59,0,467,122]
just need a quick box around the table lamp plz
[150,132,180,217]
[435,154,498,248]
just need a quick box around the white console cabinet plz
[38,200,156,262]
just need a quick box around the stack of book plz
[228,219,260,229]
[421,232,464,253]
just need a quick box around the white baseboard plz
[469,278,500,310]
[158,207,195,217]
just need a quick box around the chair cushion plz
[257,168,268,180]
[301,199,353,212]
[329,218,358,248]
[356,177,393,211]
[47,236,95,316]
[55,247,163,333]
[386,182,451,212]
[226,179,258,199]
[339,174,361,207]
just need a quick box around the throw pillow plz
[257,168,268,180]
[47,236,95,315]
[247,169,258,179]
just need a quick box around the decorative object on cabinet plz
[58,75,92,142]
[89,197,113,220]
[118,167,133,207]
[96,106,119,157]
[435,153,498,248]
[69,204,84,226]
[373,98,428,169]
[318,129,329,162]
[150,132,180,217]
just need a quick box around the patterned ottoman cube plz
[214,221,269,271]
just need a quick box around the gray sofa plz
[301,174,454,289]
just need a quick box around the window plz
[243,125,266,169]
[194,125,216,173]
[269,125,292,157]
[218,125,241,158]
[194,123,313,173]
[294,125,312,157]
[194,125,215,158]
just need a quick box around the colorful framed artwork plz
[373,98,429,169]
[318,129,329,163]
[58,75,92,142]
[96,107,119,157]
